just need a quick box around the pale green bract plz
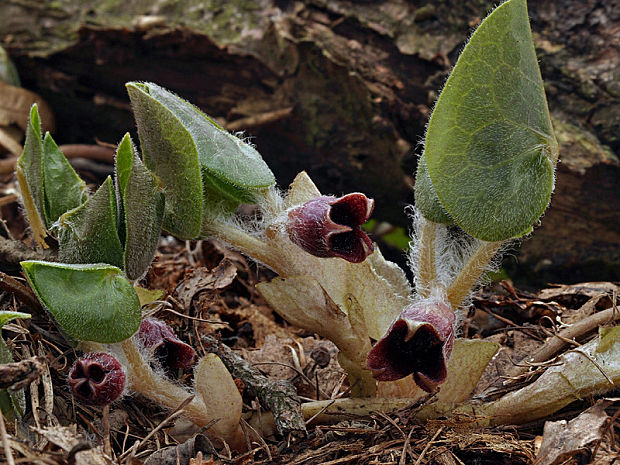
[21,261,141,343]
[126,82,275,239]
[419,0,558,241]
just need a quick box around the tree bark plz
[0,0,617,286]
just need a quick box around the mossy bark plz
[1,0,617,285]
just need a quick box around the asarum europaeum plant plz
[14,0,619,445]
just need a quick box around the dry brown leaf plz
[537,282,618,301]
[32,425,108,465]
[143,433,222,465]
[535,400,611,465]
[175,258,237,310]
[0,80,54,132]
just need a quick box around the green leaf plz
[0,310,31,329]
[54,176,124,268]
[16,105,47,246]
[414,155,456,225]
[21,261,141,343]
[0,45,20,86]
[42,133,88,225]
[0,311,30,418]
[115,133,165,280]
[422,0,558,241]
[126,82,275,238]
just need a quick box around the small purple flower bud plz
[366,299,455,393]
[286,193,375,263]
[68,352,125,405]
[138,318,196,369]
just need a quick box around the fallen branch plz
[202,335,307,437]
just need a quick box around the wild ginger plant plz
[13,0,619,446]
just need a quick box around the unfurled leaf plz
[126,82,275,238]
[42,133,88,225]
[421,0,558,241]
[16,105,47,246]
[21,261,141,343]
[0,310,31,418]
[55,177,124,268]
[115,133,164,280]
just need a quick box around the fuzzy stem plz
[417,219,439,298]
[447,240,502,309]
[206,221,284,274]
[120,339,209,425]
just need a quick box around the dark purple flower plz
[366,299,455,393]
[68,352,125,405]
[286,193,375,263]
[138,318,195,369]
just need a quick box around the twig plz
[0,271,43,313]
[512,306,620,377]
[0,235,53,268]
[202,335,307,437]
[0,356,45,390]
[414,427,444,465]
[0,410,15,465]
[118,395,194,461]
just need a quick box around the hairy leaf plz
[115,133,164,280]
[55,177,124,268]
[126,82,275,238]
[42,133,88,225]
[21,261,141,343]
[422,0,558,241]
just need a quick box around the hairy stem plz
[417,218,438,297]
[119,339,209,425]
[447,240,502,309]
[206,221,283,273]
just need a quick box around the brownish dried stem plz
[512,306,620,377]
[0,356,45,390]
[202,335,307,437]
[0,235,54,268]
[0,271,43,313]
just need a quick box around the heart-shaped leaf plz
[126,82,275,238]
[21,261,141,343]
[115,133,164,280]
[42,133,88,225]
[421,0,558,241]
[54,176,124,268]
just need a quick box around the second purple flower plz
[286,193,375,263]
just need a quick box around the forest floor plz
[0,167,619,465]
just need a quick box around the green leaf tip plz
[126,81,275,239]
[55,176,124,268]
[114,133,165,280]
[419,0,558,241]
[0,310,31,328]
[20,260,141,343]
